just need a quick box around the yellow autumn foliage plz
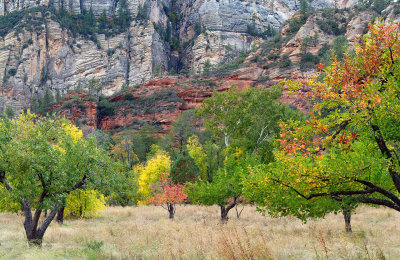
[65,189,106,218]
[186,135,208,180]
[136,145,171,204]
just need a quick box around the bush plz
[318,44,331,57]
[97,99,116,117]
[279,54,292,68]
[0,10,25,37]
[196,80,217,87]
[62,100,74,109]
[208,51,249,77]
[107,48,116,56]
[257,75,270,83]
[194,22,202,36]
[268,52,280,60]
[124,93,135,100]
[65,189,106,218]
[300,52,320,70]
[301,53,319,63]
[136,3,149,21]
[316,9,347,36]
[247,23,276,38]
[286,14,308,35]
[8,69,17,76]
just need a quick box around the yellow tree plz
[136,145,171,203]
[186,135,208,180]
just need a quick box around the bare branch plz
[355,179,400,206]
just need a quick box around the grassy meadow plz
[0,205,398,259]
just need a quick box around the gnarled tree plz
[244,21,400,228]
[0,112,107,246]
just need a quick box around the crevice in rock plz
[79,0,84,14]
[112,0,119,14]
[125,29,131,86]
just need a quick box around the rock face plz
[0,0,377,125]
[0,13,168,112]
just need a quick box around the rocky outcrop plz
[0,0,385,126]
[0,9,169,113]
[176,0,340,72]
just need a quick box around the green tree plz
[187,135,208,180]
[203,59,212,76]
[98,10,108,32]
[374,0,389,14]
[56,89,62,102]
[196,86,302,162]
[188,151,253,222]
[131,126,160,161]
[167,110,201,156]
[111,137,139,168]
[243,21,400,228]
[4,106,14,119]
[170,149,200,184]
[39,87,54,114]
[30,94,40,114]
[0,112,108,246]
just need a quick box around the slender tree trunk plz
[235,204,244,219]
[343,210,352,233]
[56,198,66,224]
[220,205,229,223]
[56,207,65,224]
[168,203,175,219]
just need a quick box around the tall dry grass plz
[0,205,398,259]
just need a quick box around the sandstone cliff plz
[1,0,397,135]
[0,0,354,113]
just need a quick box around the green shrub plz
[97,99,116,117]
[107,48,116,56]
[247,23,276,38]
[286,14,308,35]
[124,93,135,100]
[78,103,86,110]
[0,10,25,37]
[316,9,347,36]
[136,3,149,21]
[300,52,320,70]
[268,52,280,60]
[194,22,202,36]
[279,54,292,68]
[62,100,74,109]
[257,75,270,83]
[8,69,17,76]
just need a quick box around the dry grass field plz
[0,205,399,259]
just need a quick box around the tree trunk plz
[168,203,175,219]
[56,206,65,224]
[220,205,229,223]
[343,210,352,233]
[220,201,236,223]
[235,204,244,219]
[22,200,59,247]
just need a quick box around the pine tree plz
[39,88,54,114]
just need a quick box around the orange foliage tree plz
[244,21,400,229]
[148,173,188,219]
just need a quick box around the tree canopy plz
[244,21,400,221]
[0,112,109,245]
